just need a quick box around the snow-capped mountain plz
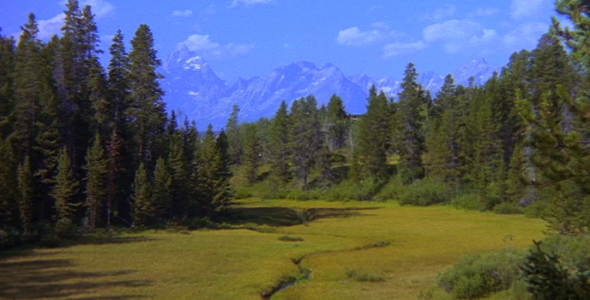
[160,47,499,129]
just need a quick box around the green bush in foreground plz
[437,250,523,299]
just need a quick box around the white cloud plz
[179,34,254,58]
[38,13,65,40]
[337,23,401,47]
[503,22,548,48]
[422,5,456,22]
[510,0,550,20]
[37,0,114,40]
[82,0,114,18]
[472,7,499,17]
[423,19,497,53]
[383,41,428,57]
[172,10,193,17]
[229,0,272,8]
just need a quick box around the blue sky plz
[1,0,559,81]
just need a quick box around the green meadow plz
[0,199,545,300]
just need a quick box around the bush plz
[493,203,524,215]
[398,178,451,206]
[524,200,550,218]
[451,194,484,211]
[346,269,385,282]
[437,250,523,299]
[325,178,384,201]
[278,235,304,242]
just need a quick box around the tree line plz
[226,16,590,235]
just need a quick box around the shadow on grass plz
[223,206,378,227]
[0,258,152,299]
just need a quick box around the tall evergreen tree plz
[131,162,153,226]
[52,148,79,223]
[242,123,261,185]
[17,156,34,235]
[127,24,167,167]
[84,133,107,230]
[0,139,18,228]
[394,63,427,183]
[324,94,348,151]
[226,103,242,165]
[152,157,171,222]
[290,96,322,190]
[354,86,392,180]
[268,101,291,184]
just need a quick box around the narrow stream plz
[260,256,312,300]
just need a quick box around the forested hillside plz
[1,0,590,249]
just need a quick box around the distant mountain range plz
[161,45,499,129]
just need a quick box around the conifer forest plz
[1,1,590,299]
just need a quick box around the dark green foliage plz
[132,162,153,226]
[397,178,451,206]
[438,250,523,299]
[353,86,392,180]
[521,241,590,300]
[493,202,525,215]
[227,103,242,165]
[290,96,323,190]
[17,156,34,235]
[84,133,107,230]
[268,101,290,184]
[127,24,166,166]
[324,94,349,151]
[52,148,79,223]
[152,157,171,222]
[242,123,261,185]
[0,139,18,227]
[394,63,427,183]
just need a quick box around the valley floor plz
[0,199,545,300]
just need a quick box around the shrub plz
[521,241,590,300]
[325,178,384,201]
[278,235,304,242]
[524,200,550,218]
[493,203,524,215]
[437,250,523,299]
[398,178,451,206]
[451,194,484,211]
[346,269,385,282]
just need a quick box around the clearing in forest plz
[0,199,545,300]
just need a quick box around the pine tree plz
[325,94,348,151]
[84,133,107,230]
[242,123,261,185]
[268,101,290,184]
[211,131,232,212]
[152,157,171,222]
[105,128,121,228]
[127,24,167,166]
[17,156,34,235]
[52,148,79,223]
[0,139,18,228]
[10,13,42,160]
[0,29,16,137]
[290,96,322,190]
[354,86,392,180]
[226,103,242,165]
[394,63,427,183]
[132,162,153,226]
[169,131,190,217]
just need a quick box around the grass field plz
[0,199,546,300]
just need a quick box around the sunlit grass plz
[0,199,545,300]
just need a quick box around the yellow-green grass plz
[0,199,545,300]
